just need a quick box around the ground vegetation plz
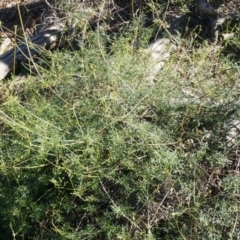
[0,0,240,239]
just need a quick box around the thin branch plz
[99,179,142,231]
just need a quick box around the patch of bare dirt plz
[0,0,63,52]
[0,0,239,53]
[211,0,240,14]
[0,1,48,29]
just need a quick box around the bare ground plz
[0,0,239,52]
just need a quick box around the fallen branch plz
[0,24,65,80]
[196,1,238,44]
[211,14,236,44]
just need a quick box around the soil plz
[0,0,60,49]
[0,1,238,30]
[0,0,239,51]
[211,0,240,14]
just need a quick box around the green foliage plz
[0,3,240,240]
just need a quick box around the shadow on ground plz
[0,0,59,33]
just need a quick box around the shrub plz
[0,2,240,239]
